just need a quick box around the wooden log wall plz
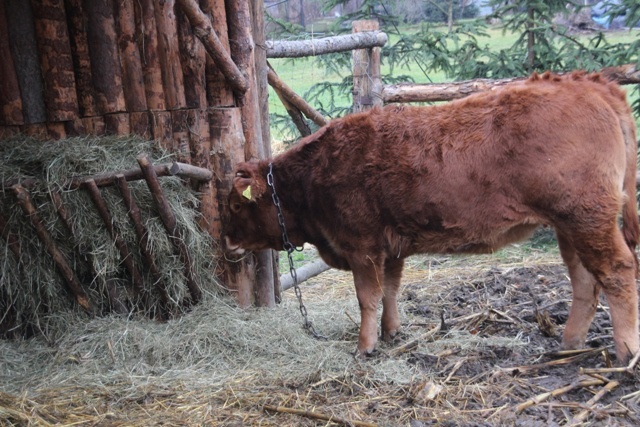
[0,0,277,308]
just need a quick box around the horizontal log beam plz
[382,64,640,104]
[266,31,387,58]
[281,259,330,291]
[3,161,212,190]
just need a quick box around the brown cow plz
[225,71,640,362]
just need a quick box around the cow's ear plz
[233,162,265,200]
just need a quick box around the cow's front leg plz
[352,258,385,356]
[381,257,404,342]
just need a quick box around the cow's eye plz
[230,202,242,213]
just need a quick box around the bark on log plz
[137,154,202,304]
[12,184,90,310]
[116,174,171,317]
[85,179,146,303]
[115,0,148,112]
[176,6,207,109]
[0,1,24,125]
[31,0,78,122]
[46,122,66,140]
[280,259,330,291]
[64,118,86,136]
[64,0,97,117]
[267,65,328,128]
[201,0,234,107]
[81,116,106,135]
[154,0,186,109]
[266,31,388,58]
[135,0,165,110]
[352,20,382,112]
[85,0,126,114]
[177,0,248,100]
[6,0,46,123]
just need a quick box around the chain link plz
[267,163,326,340]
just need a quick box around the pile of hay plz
[0,135,220,337]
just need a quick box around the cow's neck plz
[264,160,306,248]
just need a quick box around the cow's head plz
[224,161,283,254]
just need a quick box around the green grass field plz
[267,22,640,142]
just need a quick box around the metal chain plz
[267,163,326,340]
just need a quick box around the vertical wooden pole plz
[352,20,382,113]
[115,0,148,112]
[210,107,256,308]
[134,0,166,111]
[84,0,126,115]
[154,0,186,110]
[150,111,174,152]
[201,0,235,107]
[30,0,79,122]
[171,109,193,164]
[177,7,207,109]
[65,0,97,117]
[0,0,24,126]
[5,0,46,124]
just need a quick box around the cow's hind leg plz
[563,226,639,362]
[381,257,404,342]
[556,231,601,350]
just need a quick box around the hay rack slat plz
[1,154,212,317]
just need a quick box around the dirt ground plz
[1,232,639,426]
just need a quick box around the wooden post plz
[6,0,46,123]
[352,20,383,113]
[84,0,126,115]
[227,0,276,308]
[0,0,24,125]
[12,185,90,311]
[150,111,174,152]
[65,0,97,117]
[210,107,255,308]
[176,6,207,109]
[137,154,202,304]
[154,0,186,110]
[171,109,193,164]
[114,0,148,112]
[134,0,166,111]
[201,0,235,107]
[30,0,79,122]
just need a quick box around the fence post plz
[352,20,382,113]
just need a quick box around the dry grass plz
[2,239,638,426]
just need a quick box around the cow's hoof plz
[382,330,406,344]
[353,347,379,359]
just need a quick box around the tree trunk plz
[0,0,24,125]
[6,0,46,123]
[115,0,147,112]
[176,6,207,109]
[30,0,78,121]
[201,0,235,107]
[65,0,97,117]
[154,0,186,110]
[135,0,166,110]
[85,0,126,114]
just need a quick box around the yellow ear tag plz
[242,186,252,200]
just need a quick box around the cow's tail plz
[621,114,640,275]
